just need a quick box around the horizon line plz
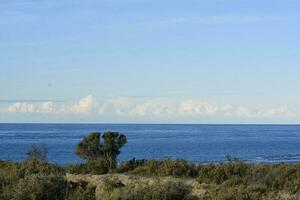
[0,122,300,126]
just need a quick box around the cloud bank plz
[3,95,296,120]
[7,102,55,113]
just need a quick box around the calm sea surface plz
[0,124,300,165]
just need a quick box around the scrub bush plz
[12,175,67,200]
[98,178,197,200]
[131,159,198,178]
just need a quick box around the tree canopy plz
[76,132,127,170]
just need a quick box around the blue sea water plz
[0,124,300,165]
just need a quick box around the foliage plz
[131,159,198,178]
[0,162,18,198]
[76,132,102,161]
[0,159,65,199]
[139,180,197,200]
[65,181,96,200]
[76,132,127,161]
[98,178,197,200]
[26,144,48,161]
[66,158,111,175]
[117,158,147,173]
[0,161,95,200]
[12,175,67,200]
[18,159,65,177]
[76,132,127,171]
[197,161,300,200]
[65,163,86,175]
[197,160,250,184]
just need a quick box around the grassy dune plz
[1,158,300,200]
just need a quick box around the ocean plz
[0,124,299,165]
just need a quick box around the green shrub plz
[140,180,197,200]
[12,175,67,200]
[26,145,48,161]
[246,184,268,198]
[0,167,19,189]
[214,185,253,200]
[245,164,300,191]
[117,158,147,173]
[0,170,19,199]
[197,160,250,184]
[197,162,300,199]
[18,159,65,177]
[66,158,112,175]
[98,178,197,200]
[65,163,86,174]
[132,159,198,178]
[66,181,96,200]
[0,160,19,172]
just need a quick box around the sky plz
[0,0,300,123]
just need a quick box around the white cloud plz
[258,105,291,117]
[40,102,55,113]
[7,103,35,113]
[70,95,97,114]
[7,102,55,113]
[178,100,219,115]
[130,99,177,116]
[3,95,298,119]
[101,97,133,115]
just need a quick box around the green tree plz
[76,132,102,161]
[76,132,127,170]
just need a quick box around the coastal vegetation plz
[1,132,300,200]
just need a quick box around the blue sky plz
[1,0,300,123]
